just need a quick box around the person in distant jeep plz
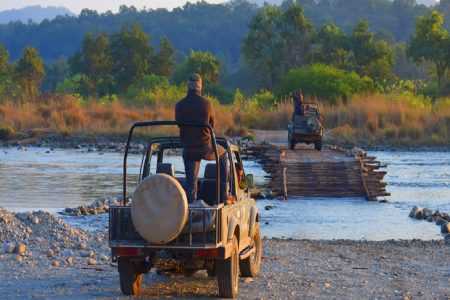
[175,73,232,204]
[293,89,304,116]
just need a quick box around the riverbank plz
[1,207,449,298]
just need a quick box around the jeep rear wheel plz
[240,223,262,277]
[119,258,142,295]
[216,236,239,298]
[314,139,322,151]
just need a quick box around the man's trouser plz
[183,146,228,204]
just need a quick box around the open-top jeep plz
[109,121,261,298]
[288,102,323,151]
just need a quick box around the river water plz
[0,147,449,240]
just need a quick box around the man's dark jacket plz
[175,90,224,159]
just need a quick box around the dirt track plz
[2,238,449,299]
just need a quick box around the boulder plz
[66,257,73,265]
[31,216,40,225]
[80,250,94,258]
[435,217,447,226]
[87,258,97,265]
[426,216,434,222]
[441,223,450,234]
[14,243,26,255]
[409,206,423,219]
[444,234,450,246]
[3,242,15,254]
[16,255,23,262]
[423,208,435,218]
[76,241,87,250]
[47,249,54,258]
[51,260,60,267]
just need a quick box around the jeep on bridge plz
[109,121,262,298]
[288,102,323,151]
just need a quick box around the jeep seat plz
[198,163,218,206]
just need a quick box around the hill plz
[0,5,75,24]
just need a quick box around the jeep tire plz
[216,236,239,298]
[240,223,262,277]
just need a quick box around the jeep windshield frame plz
[123,120,220,205]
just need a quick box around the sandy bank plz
[1,207,449,298]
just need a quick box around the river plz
[0,147,449,240]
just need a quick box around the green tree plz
[152,37,176,78]
[407,10,450,90]
[0,44,12,96]
[111,23,154,93]
[315,23,350,68]
[69,31,113,96]
[14,47,46,102]
[173,50,220,84]
[348,20,396,84]
[279,4,315,70]
[241,5,284,90]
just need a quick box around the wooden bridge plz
[249,140,389,201]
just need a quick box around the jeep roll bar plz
[123,120,220,205]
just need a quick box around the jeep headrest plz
[156,163,175,177]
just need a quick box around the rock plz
[409,206,423,219]
[265,205,275,211]
[31,216,40,225]
[444,234,450,245]
[66,257,73,265]
[16,212,30,221]
[435,217,447,226]
[243,277,254,283]
[324,283,332,288]
[16,255,23,262]
[51,260,60,267]
[62,249,73,258]
[87,258,97,265]
[426,216,434,222]
[64,208,73,214]
[442,213,450,221]
[14,243,26,255]
[80,250,94,258]
[25,227,32,234]
[79,206,88,216]
[51,243,59,250]
[423,208,435,218]
[74,145,81,149]
[3,242,15,254]
[441,223,450,234]
[47,249,54,258]
[100,255,109,262]
[76,241,87,250]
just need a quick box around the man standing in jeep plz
[293,89,304,116]
[175,73,230,204]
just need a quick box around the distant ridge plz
[0,5,75,24]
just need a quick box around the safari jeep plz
[109,121,262,298]
[288,102,323,151]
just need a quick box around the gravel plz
[1,207,449,298]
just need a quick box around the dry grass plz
[1,93,449,146]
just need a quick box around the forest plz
[0,0,449,147]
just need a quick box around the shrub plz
[0,125,15,141]
[276,64,374,104]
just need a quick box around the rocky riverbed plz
[1,207,449,299]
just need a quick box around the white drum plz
[131,174,188,244]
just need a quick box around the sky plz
[0,1,226,14]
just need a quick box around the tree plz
[111,23,154,93]
[315,23,350,68]
[279,4,315,71]
[173,50,220,84]
[14,47,46,102]
[407,10,450,90]
[152,37,176,78]
[241,5,284,90]
[69,31,113,96]
[348,20,396,84]
[0,44,12,96]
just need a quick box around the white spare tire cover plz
[131,173,188,244]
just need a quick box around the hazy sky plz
[0,1,226,14]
